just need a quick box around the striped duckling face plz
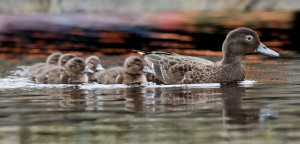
[66,57,94,74]
[58,53,77,67]
[85,56,105,72]
[124,56,152,75]
[46,52,62,65]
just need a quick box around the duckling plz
[85,55,105,82]
[24,53,77,81]
[35,57,93,84]
[23,52,62,79]
[137,27,279,84]
[96,56,152,84]
[46,52,62,65]
[58,53,77,67]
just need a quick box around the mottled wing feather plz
[141,51,215,84]
[152,63,164,83]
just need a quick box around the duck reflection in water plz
[124,87,146,111]
[122,84,258,125]
[52,84,258,125]
[59,87,88,109]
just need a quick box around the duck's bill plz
[84,67,94,73]
[96,64,105,71]
[142,66,153,73]
[255,43,279,57]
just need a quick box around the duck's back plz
[24,63,58,81]
[35,66,63,84]
[96,67,123,84]
[23,63,47,77]
[62,70,88,84]
[143,53,217,84]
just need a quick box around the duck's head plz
[222,28,279,61]
[46,52,62,65]
[124,56,152,74]
[85,55,105,72]
[66,57,94,74]
[58,53,77,67]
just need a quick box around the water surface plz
[0,53,299,144]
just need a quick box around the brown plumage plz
[96,56,147,84]
[85,55,105,82]
[58,53,77,67]
[35,57,89,84]
[137,28,279,84]
[46,52,62,65]
[23,52,62,80]
[145,73,164,85]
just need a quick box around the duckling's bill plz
[96,64,105,71]
[142,66,153,73]
[84,67,94,73]
[256,42,279,57]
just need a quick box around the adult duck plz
[137,27,279,84]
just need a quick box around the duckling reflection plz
[59,87,88,108]
[124,87,145,111]
[148,84,258,124]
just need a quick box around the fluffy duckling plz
[58,53,77,67]
[96,56,152,84]
[24,53,77,81]
[23,52,62,80]
[46,52,62,65]
[85,55,105,82]
[35,57,93,84]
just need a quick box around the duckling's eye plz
[135,63,141,66]
[246,35,253,41]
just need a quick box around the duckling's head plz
[58,53,76,67]
[66,57,88,74]
[85,55,105,72]
[46,52,62,65]
[124,56,147,75]
[222,28,279,60]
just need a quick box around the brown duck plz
[137,28,279,84]
[96,56,152,84]
[85,55,105,82]
[23,53,77,81]
[23,52,62,79]
[35,57,93,84]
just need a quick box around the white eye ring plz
[246,35,253,41]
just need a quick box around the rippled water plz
[0,53,299,144]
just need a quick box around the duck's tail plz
[133,50,146,56]
[133,50,177,56]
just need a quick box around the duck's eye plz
[246,35,253,41]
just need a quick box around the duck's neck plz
[220,54,243,65]
[218,54,245,82]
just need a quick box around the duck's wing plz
[136,51,214,84]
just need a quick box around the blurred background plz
[0,0,299,60]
